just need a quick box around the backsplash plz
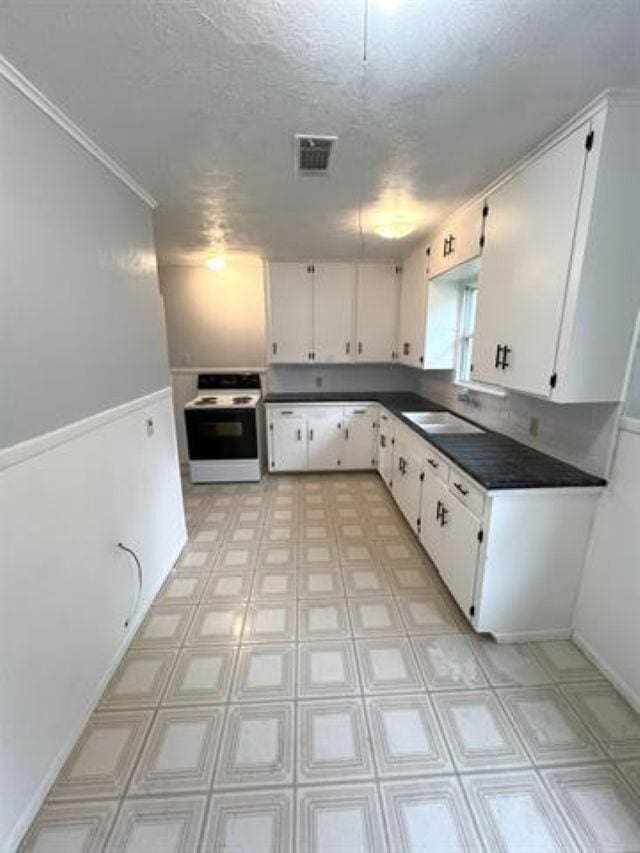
[410,369,620,479]
[266,364,620,478]
[265,364,408,394]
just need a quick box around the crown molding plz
[0,52,157,209]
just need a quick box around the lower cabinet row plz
[266,404,378,472]
[266,402,601,640]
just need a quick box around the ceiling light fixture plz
[374,212,416,240]
[205,255,226,272]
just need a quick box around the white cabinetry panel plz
[473,122,589,396]
[307,407,343,470]
[270,412,307,470]
[355,263,399,362]
[314,263,355,363]
[342,405,377,469]
[267,263,314,363]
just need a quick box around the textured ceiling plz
[1,0,639,264]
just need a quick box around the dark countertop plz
[263,391,606,490]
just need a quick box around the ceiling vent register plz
[295,134,337,175]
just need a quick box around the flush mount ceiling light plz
[374,212,416,240]
[205,255,226,272]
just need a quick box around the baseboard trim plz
[0,387,172,472]
[490,629,573,643]
[572,630,640,713]
[7,531,186,853]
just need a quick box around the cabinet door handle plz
[443,236,449,257]
[453,482,469,496]
[345,427,349,440]
[118,542,143,629]
[345,341,351,355]
[296,429,302,440]
[427,458,439,469]
[309,429,314,440]
[272,342,277,355]
[440,506,449,526]
[337,422,342,429]
[501,345,511,369]
[358,341,363,355]
[380,434,386,447]
[449,234,455,254]
[436,499,443,521]
[495,344,503,368]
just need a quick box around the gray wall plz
[625,343,640,419]
[0,77,170,448]
[159,261,266,369]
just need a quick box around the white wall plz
[159,259,266,369]
[0,66,185,851]
[573,423,640,709]
[0,75,170,448]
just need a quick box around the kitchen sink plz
[402,411,484,435]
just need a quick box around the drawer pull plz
[296,429,302,441]
[436,499,443,521]
[309,429,314,440]
[440,506,449,526]
[353,409,366,414]
[281,410,293,415]
[427,458,439,469]
[454,482,469,496]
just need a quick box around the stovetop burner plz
[232,396,253,404]
[194,396,218,405]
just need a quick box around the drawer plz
[423,446,450,484]
[271,408,303,419]
[344,404,376,418]
[448,469,485,518]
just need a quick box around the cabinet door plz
[419,467,448,566]
[428,199,485,279]
[438,494,481,619]
[394,438,424,534]
[342,406,377,469]
[473,124,589,395]
[314,263,356,363]
[270,413,308,471]
[355,263,399,362]
[398,247,428,367]
[268,263,314,363]
[377,413,394,488]
[307,408,343,470]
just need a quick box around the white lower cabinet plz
[342,405,378,469]
[381,408,601,641]
[266,404,377,472]
[377,412,394,488]
[270,412,307,471]
[307,408,343,470]
[392,430,424,535]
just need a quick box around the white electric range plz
[184,373,263,483]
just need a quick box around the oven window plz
[185,409,258,460]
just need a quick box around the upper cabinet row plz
[267,261,400,364]
[471,99,639,402]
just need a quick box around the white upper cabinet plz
[472,97,639,402]
[428,198,486,280]
[398,243,461,371]
[472,121,592,396]
[267,263,314,363]
[397,246,428,368]
[314,262,356,363]
[355,262,400,362]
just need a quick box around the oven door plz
[185,408,258,460]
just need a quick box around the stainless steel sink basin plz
[402,411,484,435]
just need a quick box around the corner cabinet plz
[266,262,399,365]
[473,97,639,402]
[379,409,601,641]
[266,404,378,472]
